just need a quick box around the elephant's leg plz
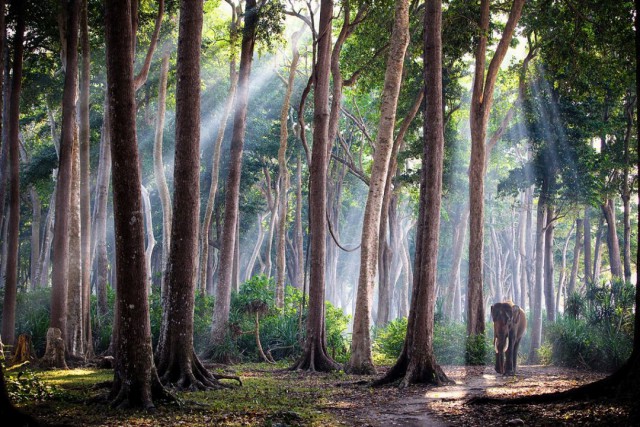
[512,339,521,374]
[504,332,516,375]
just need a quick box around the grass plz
[17,362,339,426]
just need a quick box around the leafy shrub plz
[0,288,52,356]
[373,319,492,365]
[546,279,634,372]
[1,359,57,403]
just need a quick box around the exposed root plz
[290,342,340,372]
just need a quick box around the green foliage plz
[229,276,350,363]
[546,279,635,372]
[2,359,58,403]
[0,288,52,356]
[373,319,492,366]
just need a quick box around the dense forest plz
[0,0,638,425]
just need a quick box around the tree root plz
[290,342,340,372]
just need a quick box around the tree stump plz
[10,334,35,365]
[39,328,68,369]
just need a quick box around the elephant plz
[491,301,526,376]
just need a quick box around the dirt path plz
[328,365,632,426]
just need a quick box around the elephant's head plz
[491,302,522,374]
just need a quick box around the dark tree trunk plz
[601,199,623,279]
[155,0,225,391]
[105,0,170,409]
[1,0,25,348]
[375,0,450,388]
[209,0,258,350]
[290,0,340,372]
[0,0,6,227]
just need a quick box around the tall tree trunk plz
[93,107,111,319]
[36,190,56,288]
[29,188,41,290]
[79,0,93,358]
[294,154,304,289]
[346,0,409,375]
[556,221,575,315]
[466,0,525,340]
[1,0,26,347]
[199,22,239,295]
[544,204,556,322]
[156,0,225,390]
[621,98,633,283]
[524,187,534,313]
[567,218,583,297]
[48,0,80,362]
[153,46,172,297]
[210,0,258,350]
[0,2,7,228]
[583,206,592,286]
[245,213,267,281]
[375,0,450,387]
[290,0,340,372]
[528,194,546,363]
[445,209,469,322]
[275,29,302,308]
[593,215,604,282]
[141,185,156,292]
[66,129,83,357]
[105,0,169,408]
[602,199,623,279]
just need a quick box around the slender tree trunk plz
[153,46,172,297]
[467,0,525,340]
[245,213,267,281]
[66,129,84,357]
[583,206,592,286]
[294,154,304,289]
[36,190,56,288]
[1,0,26,347]
[567,218,583,297]
[593,215,604,282]
[291,0,340,372]
[29,188,41,290]
[199,42,238,296]
[275,29,302,308]
[602,199,623,279]
[105,0,170,408]
[528,194,546,363]
[544,204,556,322]
[556,221,574,315]
[210,0,258,350]
[141,185,156,292]
[375,0,450,387]
[524,187,534,313]
[48,0,81,361]
[622,99,633,283]
[346,0,409,374]
[79,0,93,358]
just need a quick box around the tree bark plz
[29,188,41,290]
[467,0,525,339]
[601,199,623,279]
[66,128,83,357]
[621,97,633,283]
[105,0,170,408]
[153,45,172,297]
[49,0,81,356]
[375,0,450,387]
[294,154,304,289]
[199,9,239,294]
[209,0,258,350]
[156,0,226,390]
[528,194,546,363]
[346,0,409,375]
[290,0,340,372]
[275,28,302,308]
[544,203,556,322]
[556,221,574,315]
[1,0,26,347]
[583,206,592,286]
[567,218,583,297]
[141,185,156,292]
[79,0,93,358]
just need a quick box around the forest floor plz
[14,362,636,426]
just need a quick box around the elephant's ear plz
[512,305,521,323]
[490,304,497,321]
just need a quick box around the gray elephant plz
[491,301,526,376]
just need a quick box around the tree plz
[155,0,229,391]
[105,0,170,409]
[1,0,26,349]
[43,0,81,368]
[467,0,525,341]
[374,0,450,388]
[345,0,410,375]
[290,0,340,372]
[210,0,259,351]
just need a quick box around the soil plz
[17,363,636,426]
